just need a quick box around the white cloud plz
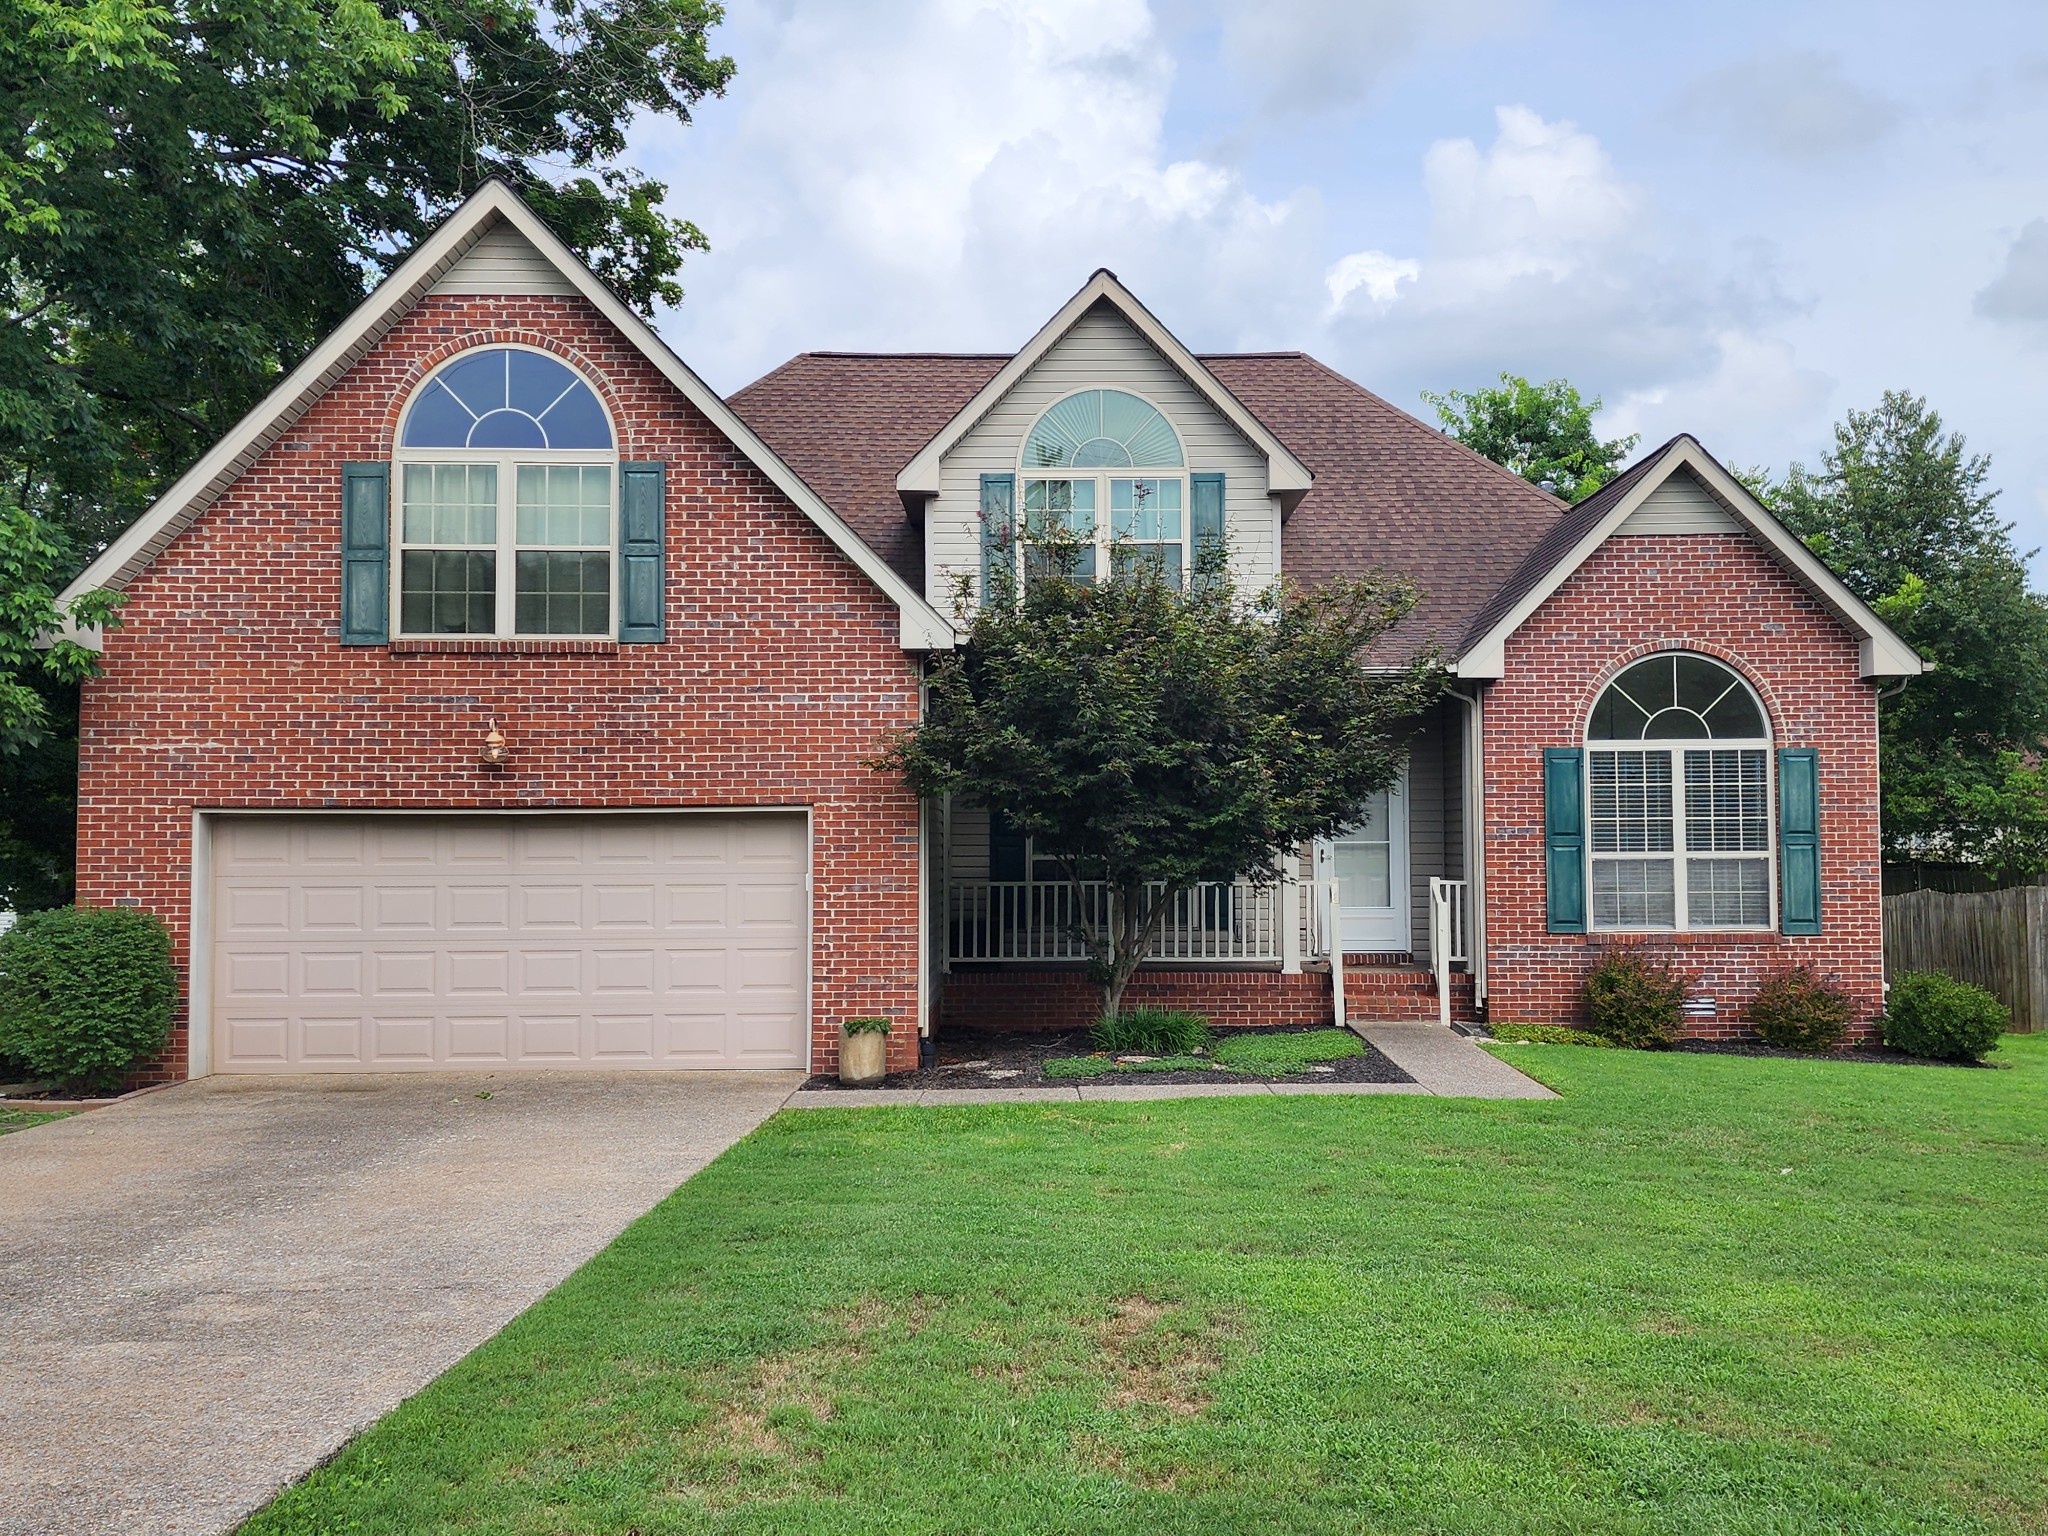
[1322,107,1788,402]
[1324,250,1419,314]
[1603,332,1833,462]
[1204,0,1531,114]
[637,0,1323,389]
[1976,218,2048,327]
[1673,49,1900,162]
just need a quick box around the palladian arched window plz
[1018,389,1190,587]
[394,347,617,636]
[1585,653,1774,930]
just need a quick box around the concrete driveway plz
[0,1070,802,1536]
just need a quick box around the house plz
[59,181,1919,1080]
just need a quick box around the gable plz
[924,301,1277,600]
[1615,470,1741,535]
[57,182,954,652]
[428,223,576,297]
[1455,437,1921,680]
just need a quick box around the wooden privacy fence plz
[1883,886,2048,1033]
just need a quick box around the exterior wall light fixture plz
[479,718,511,768]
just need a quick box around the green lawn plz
[245,1038,2048,1535]
[0,1106,66,1135]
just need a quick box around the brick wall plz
[940,967,1333,1034]
[1481,532,1885,1038]
[75,293,926,1079]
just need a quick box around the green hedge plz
[1882,971,2008,1062]
[0,906,175,1091]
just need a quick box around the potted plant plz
[839,1017,892,1086]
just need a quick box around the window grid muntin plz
[1019,472,1190,591]
[392,445,617,638]
[1587,742,1774,931]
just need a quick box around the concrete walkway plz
[0,1070,800,1536]
[786,1024,1554,1107]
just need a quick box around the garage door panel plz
[300,1016,365,1063]
[223,886,290,934]
[300,885,366,932]
[213,814,808,1072]
[518,884,585,928]
[371,1016,435,1062]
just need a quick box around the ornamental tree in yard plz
[878,534,1446,1019]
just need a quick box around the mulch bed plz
[802,1025,1416,1091]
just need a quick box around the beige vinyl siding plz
[1405,704,1464,966]
[929,301,1275,610]
[1617,469,1742,535]
[429,223,579,297]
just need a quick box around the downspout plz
[1456,684,1487,1010]
[1873,673,1911,1003]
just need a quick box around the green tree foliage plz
[0,0,732,909]
[878,536,1446,1018]
[1762,392,2048,876]
[1422,373,1639,502]
[0,904,176,1090]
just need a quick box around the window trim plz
[392,347,620,640]
[1016,472,1191,587]
[1583,655,1777,934]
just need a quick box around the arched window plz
[394,347,617,636]
[1585,653,1773,930]
[1018,389,1188,587]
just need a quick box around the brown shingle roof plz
[727,348,1571,657]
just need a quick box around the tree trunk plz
[1100,881,1172,1020]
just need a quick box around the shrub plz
[0,906,175,1091]
[1486,1021,1613,1048]
[1210,1028,1363,1076]
[1881,971,2008,1062]
[842,1016,892,1036]
[1746,966,1855,1050]
[1583,947,1686,1049]
[1091,1007,1212,1056]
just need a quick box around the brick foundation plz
[1344,965,1479,1022]
[938,967,1333,1034]
[1478,532,1885,1040]
[76,293,926,1079]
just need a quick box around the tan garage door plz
[210,813,807,1072]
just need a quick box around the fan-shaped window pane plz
[401,348,613,450]
[1023,389,1183,470]
[1589,654,1764,741]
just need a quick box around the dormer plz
[895,271,1312,612]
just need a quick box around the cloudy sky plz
[632,0,2048,563]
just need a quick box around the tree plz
[1763,391,2048,876]
[1422,374,1639,502]
[0,0,732,909]
[878,533,1447,1019]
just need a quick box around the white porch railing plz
[1429,877,1471,1027]
[947,880,1288,964]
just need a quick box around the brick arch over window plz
[378,330,631,458]
[1577,639,1788,745]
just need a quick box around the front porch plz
[928,701,1482,1033]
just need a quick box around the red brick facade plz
[1479,532,1885,1038]
[75,293,926,1079]
[939,967,1334,1034]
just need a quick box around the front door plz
[1318,776,1410,955]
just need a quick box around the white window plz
[393,347,617,637]
[1585,653,1773,931]
[1019,389,1187,588]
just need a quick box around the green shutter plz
[979,473,1015,609]
[1545,747,1586,934]
[1778,748,1821,934]
[1191,472,1225,587]
[340,462,389,646]
[617,461,666,643]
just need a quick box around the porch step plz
[1342,962,1479,1023]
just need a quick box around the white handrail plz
[1325,877,1346,1031]
[946,879,1284,964]
[1428,878,1471,1026]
